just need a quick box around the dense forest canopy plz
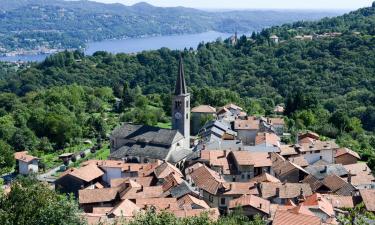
[0,4,375,173]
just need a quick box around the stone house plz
[14,151,39,175]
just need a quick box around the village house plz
[55,163,104,197]
[296,139,339,164]
[271,153,309,183]
[359,189,375,212]
[191,105,216,135]
[228,194,271,219]
[234,117,260,145]
[272,205,322,225]
[257,182,313,204]
[267,118,285,136]
[198,120,236,144]
[302,193,335,223]
[187,164,259,213]
[343,163,375,189]
[14,151,39,175]
[334,147,361,165]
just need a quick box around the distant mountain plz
[0,0,342,53]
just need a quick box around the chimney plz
[276,187,280,197]
[320,166,327,173]
[348,171,352,184]
[259,203,263,209]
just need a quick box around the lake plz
[0,31,231,62]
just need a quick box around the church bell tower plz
[172,57,190,149]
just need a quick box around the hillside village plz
[9,57,374,225]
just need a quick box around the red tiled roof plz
[234,117,259,130]
[200,150,231,174]
[110,176,154,188]
[249,173,280,183]
[279,145,298,156]
[273,209,321,225]
[260,183,312,199]
[268,118,285,125]
[189,165,225,195]
[343,163,375,186]
[14,151,38,163]
[136,198,180,211]
[229,194,270,215]
[120,186,164,200]
[255,132,280,146]
[231,151,272,168]
[224,103,243,111]
[298,140,339,152]
[108,199,142,217]
[191,105,216,113]
[178,194,210,209]
[79,188,119,204]
[288,156,309,167]
[171,208,220,220]
[154,162,183,179]
[60,164,104,183]
[303,193,335,217]
[335,148,360,159]
[222,182,259,196]
[162,172,184,192]
[323,194,355,209]
[359,189,375,212]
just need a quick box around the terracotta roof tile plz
[289,156,309,167]
[110,176,154,188]
[234,117,259,130]
[268,118,285,125]
[61,164,104,183]
[79,188,119,204]
[323,194,355,208]
[162,172,185,192]
[92,207,113,214]
[359,189,375,212]
[191,105,216,113]
[260,183,312,199]
[229,194,270,215]
[120,186,164,200]
[222,182,259,196]
[14,151,38,163]
[154,162,183,179]
[231,151,272,168]
[343,163,375,186]
[273,209,321,225]
[322,174,355,195]
[108,199,142,217]
[224,103,243,111]
[335,148,360,159]
[303,193,335,217]
[279,145,298,156]
[136,198,180,211]
[255,132,280,146]
[171,208,220,220]
[249,173,281,183]
[200,150,231,174]
[178,194,210,209]
[298,140,339,152]
[189,165,225,195]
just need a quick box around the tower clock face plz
[174,112,182,120]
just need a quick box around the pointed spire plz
[174,56,187,95]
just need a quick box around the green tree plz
[0,176,85,225]
[0,141,14,174]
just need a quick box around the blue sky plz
[93,0,374,9]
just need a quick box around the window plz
[186,113,189,119]
[209,195,213,202]
[241,174,245,179]
[186,100,189,106]
[247,174,251,179]
[314,150,321,153]
[221,198,226,205]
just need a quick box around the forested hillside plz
[0,0,341,52]
[0,4,375,173]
